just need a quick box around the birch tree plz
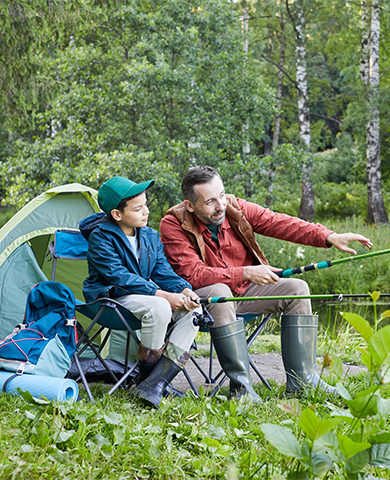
[286,0,314,221]
[364,0,388,224]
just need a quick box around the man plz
[80,176,201,408]
[160,166,372,401]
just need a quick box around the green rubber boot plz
[281,314,338,394]
[210,318,260,403]
[137,343,164,382]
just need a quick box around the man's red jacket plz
[160,196,333,295]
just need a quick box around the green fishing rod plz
[199,293,390,305]
[274,248,390,278]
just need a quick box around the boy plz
[80,176,201,408]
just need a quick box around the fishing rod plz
[199,293,390,305]
[274,248,390,278]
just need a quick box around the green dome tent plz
[0,184,100,339]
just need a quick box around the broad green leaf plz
[337,434,371,460]
[315,431,338,450]
[345,449,370,473]
[279,399,302,417]
[261,424,303,459]
[370,432,390,444]
[104,411,122,425]
[379,309,390,320]
[205,425,226,440]
[335,382,352,400]
[203,437,220,448]
[329,354,343,379]
[228,416,238,428]
[368,443,390,466]
[361,351,373,370]
[299,409,341,442]
[376,396,390,420]
[311,452,334,478]
[367,325,390,366]
[57,430,75,443]
[346,394,379,418]
[286,472,309,480]
[341,312,373,341]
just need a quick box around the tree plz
[1,0,275,214]
[364,0,388,224]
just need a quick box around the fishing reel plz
[193,307,214,329]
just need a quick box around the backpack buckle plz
[66,318,77,327]
[16,364,25,375]
[17,324,27,330]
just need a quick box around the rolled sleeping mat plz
[0,371,79,402]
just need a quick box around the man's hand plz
[326,232,373,255]
[243,265,281,286]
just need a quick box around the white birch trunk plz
[294,1,314,222]
[242,4,250,156]
[366,0,388,224]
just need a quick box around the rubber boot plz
[137,343,164,382]
[281,314,338,395]
[132,353,189,409]
[210,318,261,403]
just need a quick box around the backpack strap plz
[2,373,21,393]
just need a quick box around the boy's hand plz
[155,289,199,311]
[180,288,200,311]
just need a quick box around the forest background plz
[1,0,390,299]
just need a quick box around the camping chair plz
[48,229,143,401]
[189,311,273,396]
[48,229,203,399]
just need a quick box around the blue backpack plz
[0,282,78,377]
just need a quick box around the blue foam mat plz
[0,370,78,402]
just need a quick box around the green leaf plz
[261,424,304,459]
[279,399,302,417]
[369,443,390,466]
[311,452,334,477]
[341,312,373,341]
[228,416,238,428]
[367,325,390,366]
[299,409,341,442]
[329,354,343,379]
[57,430,75,443]
[379,310,390,320]
[346,393,379,418]
[369,291,381,302]
[335,382,352,400]
[205,426,226,440]
[337,434,371,460]
[104,411,122,425]
[286,472,309,480]
[345,449,370,473]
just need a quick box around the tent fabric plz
[0,184,99,339]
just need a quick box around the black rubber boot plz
[137,343,164,382]
[132,355,183,409]
[210,318,261,403]
[281,314,338,395]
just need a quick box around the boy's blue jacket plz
[79,212,192,302]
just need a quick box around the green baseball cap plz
[98,176,155,214]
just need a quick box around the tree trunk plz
[366,0,388,224]
[293,1,314,222]
[242,3,250,156]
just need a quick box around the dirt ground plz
[171,348,365,394]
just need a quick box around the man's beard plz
[206,210,226,225]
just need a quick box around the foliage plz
[0,0,275,213]
[261,309,390,479]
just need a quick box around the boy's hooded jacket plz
[79,213,191,302]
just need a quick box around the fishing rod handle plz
[275,260,332,278]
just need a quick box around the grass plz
[1,320,388,480]
[1,372,388,480]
